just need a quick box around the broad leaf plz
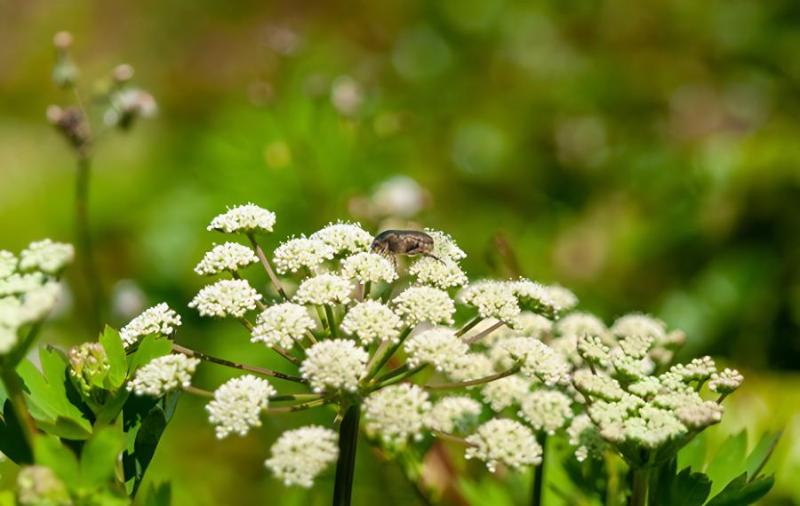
[0,400,33,464]
[706,430,747,497]
[144,482,172,506]
[122,393,176,497]
[706,472,775,505]
[80,426,126,487]
[744,431,780,481]
[678,432,707,472]
[100,326,128,389]
[127,335,172,374]
[33,435,80,485]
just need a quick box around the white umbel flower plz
[189,279,262,318]
[127,355,199,397]
[568,414,605,462]
[120,303,182,348]
[465,419,542,472]
[512,280,577,315]
[273,237,335,274]
[0,325,18,354]
[208,203,276,234]
[0,273,44,297]
[611,314,666,342]
[408,257,467,289]
[425,396,482,434]
[18,282,61,323]
[573,369,625,401]
[403,327,469,371]
[424,229,466,261]
[459,281,520,322]
[265,426,339,488]
[251,303,316,348]
[18,240,74,274]
[310,222,373,255]
[206,375,276,438]
[544,285,578,313]
[341,252,397,284]
[481,375,531,412]
[577,334,611,366]
[557,312,607,339]
[442,353,496,383]
[340,301,402,344]
[293,274,352,306]
[393,286,455,326]
[194,242,258,276]
[300,340,368,393]
[0,250,16,279]
[709,368,744,395]
[499,337,570,386]
[363,384,431,446]
[519,390,573,435]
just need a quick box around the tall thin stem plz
[464,320,505,344]
[172,344,306,383]
[363,328,412,382]
[333,404,360,506]
[325,305,338,337]
[630,467,649,506]
[247,233,288,300]
[532,434,548,506]
[424,366,520,390]
[75,155,103,330]
[0,367,37,447]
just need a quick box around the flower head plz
[425,396,482,434]
[611,314,666,342]
[364,384,431,446]
[127,354,199,397]
[556,312,607,339]
[424,229,466,261]
[293,274,352,306]
[341,252,397,284]
[300,340,368,393]
[498,337,570,386]
[393,286,455,326]
[512,280,577,315]
[18,239,74,274]
[194,242,258,276]
[443,353,495,383]
[0,250,16,279]
[190,279,262,318]
[273,237,335,274]
[208,204,276,234]
[409,257,467,289]
[481,375,530,412]
[465,419,542,472]
[251,303,316,348]
[340,300,402,345]
[403,327,469,371]
[709,368,743,395]
[459,281,520,322]
[120,303,182,348]
[310,222,372,255]
[206,375,276,438]
[519,390,573,435]
[265,426,339,488]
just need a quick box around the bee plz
[371,230,442,266]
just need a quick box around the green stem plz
[363,328,413,382]
[0,367,37,447]
[75,155,103,330]
[247,233,288,301]
[464,320,505,344]
[630,467,649,506]
[333,404,360,506]
[325,305,338,337]
[532,434,547,506]
[455,316,482,337]
[172,344,306,383]
[362,281,371,300]
[424,366,520,390]
[370,364,426,390]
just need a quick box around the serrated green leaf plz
[127,336,172,374]
[706,472,775,505]
[665,467,711,506]
[33,435,80,484]
[744,431,780,481]
[706,430,747,497]
[678,432,708,472]
[80,426,126,487]
[122,395,170,498]
[94,389,131,426]
[100,326,128,389]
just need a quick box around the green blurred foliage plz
[1,0,799,504]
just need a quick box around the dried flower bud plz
[52,31,73,50]
[112,63,134,83]
[46,105,90,150]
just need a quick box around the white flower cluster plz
[459,281,520,322]
[341,252,397,284]
[18,239,74,274]
[392,286,455,326]
[208,203,276,234]
[519,390,573,435]
[0,250,16,279]
[409,256,467,289]
[425,229,466,261]
[363,384,431,446]
[265,426,339,488]
[300,340,368,393]
[465,419,542,472]
[273,237,334,274]
[512,280,578,315]
[709,368,744,395]
[293,273,352,306]
[425,396,482,434]
[194,242,258,276]
[120,303,182,348]
[206,375,276,439]
[481,375,530,412]
[340,301,402,344]
[403,327,468,371]
[310,221,372,255]
[189,279,262,318]
[251,303,316,348]
[127,354,199,397]
[498,337,570,386]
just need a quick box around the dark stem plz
[172,344,306,383]
[247,233,288,300]
[532,434,548,506]
[75,155,103,330]
[424,366,520,390]
[629,467,649,506]
[332,404,360,506]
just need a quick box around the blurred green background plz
[1,0,799,504]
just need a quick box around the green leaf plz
[744,431,781,481]
[100,326,128,389]
[0,400,33,464]
[144,482,172,506]
[80,426,126,487]
[122,394,174,498]
[678,432,707,472]
[0,490,15,506]
[706,472,775,505]
[706,430,747,497]
[127,335,172,374]
[33,435,80,485]
[94,389,131,426]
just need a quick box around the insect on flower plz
[370,230,442,267]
